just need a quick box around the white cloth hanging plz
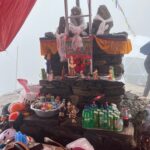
[94,15,113,35]
[56,31,66,62]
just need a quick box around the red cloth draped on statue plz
[0,0,36,52]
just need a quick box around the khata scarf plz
[94,15,113,35]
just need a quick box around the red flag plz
[17,79,30,93]
[0,0,36,52]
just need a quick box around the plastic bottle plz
[93,110,99,128]
[104,102,109,110]
[41,68,47,80]
[108,114,114,130]
[88,109,94,128]
[116,118,123,131]
[82,108,90,128]
[103,110,108,129]
[15,131,28,145]
[99,111,104,128]
[82,108,87,128]
[82,109,86,128]
[15,131,22,142]
[122,108,129,127]
[22,134,28,145]
[51,96,55,105]
[113,115,119,131]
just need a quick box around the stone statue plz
[92,5,113,35]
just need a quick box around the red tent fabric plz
[0,0,36,52]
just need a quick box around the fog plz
[0,0,150,95]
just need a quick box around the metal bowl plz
[30,104,59,118]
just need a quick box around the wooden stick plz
[68,14,89,19]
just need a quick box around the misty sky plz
[0,0,150,95]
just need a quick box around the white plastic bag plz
[66,138,94,150]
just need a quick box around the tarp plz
[0,0,36,52]
[140,41,150,55]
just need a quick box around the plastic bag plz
[66,138,94,150]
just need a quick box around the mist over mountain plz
[0,0,150,95]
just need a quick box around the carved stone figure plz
[70,6,84,27]
[92,5,113,35]
[57,16,66,34]
[69,6,86,36]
